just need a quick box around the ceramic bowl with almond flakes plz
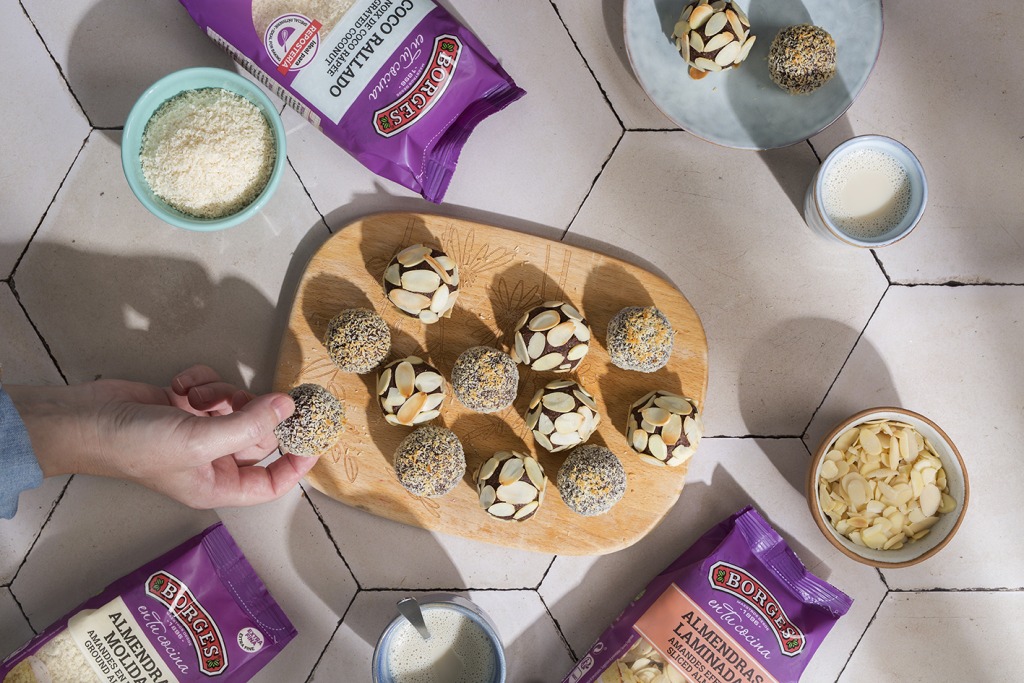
[807,407,969,568]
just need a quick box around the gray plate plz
[624,0,883,149]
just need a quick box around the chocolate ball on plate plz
[324,307,391,374]
[451,346,519,413]
[475,450,548,522]
[393,426,466,498]
[525,379,601,453]
[626,390,703,467]
[768,24,837,95]
[274,383,345,457]
[510,301,591,372]
[671,0,756,79]
[606,306,674,373]
[557,444,627,517]
[376,356,446,427]
[383,243,459,324]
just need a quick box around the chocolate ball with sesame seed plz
[274,383,345,457]
[768,24,837,95]
[393,426,466,498]
[556,444,627,517]
[324,308,391,374]
[606,306,674,373]
[451,346,519,413]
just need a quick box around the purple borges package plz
[1,523,295,683]
[563,507,853,683]
[178,0,525,203]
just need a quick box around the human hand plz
[6,365,317,509]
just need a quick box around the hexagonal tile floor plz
[2,0,1021,681]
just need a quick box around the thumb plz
[180,393,294,465]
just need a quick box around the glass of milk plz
[372,595,506,683]
[804,135,927,247]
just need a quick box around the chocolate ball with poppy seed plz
[393,425,466,498]
[383,243,459,324]
[768,24,837,95]
[606,306,674,373]
[324,307,391,374]
[451,346,519,413]
[511,301,591,372]
[274,383,345,457]
[557,444,627,517]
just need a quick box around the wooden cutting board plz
[274,212,708,555]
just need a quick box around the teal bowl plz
[121,67,286,231]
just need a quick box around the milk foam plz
[822,148,912,240]
[387,607,497,683]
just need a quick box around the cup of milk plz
[372,595,506,683]
[804,135,927,247]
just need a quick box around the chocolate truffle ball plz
[451,346,519,413]
[557,444,627,517]
[525,379,601,453]
[672,0,756,79]
[511,301,592,372]
[768,24,837,95]
[324,308,391,374]
[383,244,459,324]
[274,383,345,457]
[393,426,466,498]
[626,390,703,467]
[376,356,447,427]
[606,306,674,372]
[475,451,548,522]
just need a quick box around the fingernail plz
[191,386,210,404]
[271,396,294,422]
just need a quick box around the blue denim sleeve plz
[1,384,43,520]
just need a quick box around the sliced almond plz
[384,264,402,286]
[397,244,430,266]
[396,392,428,425]
[524,457,546,489]
[704,11,727,36]
[688,3,714,29]
[566,343,589,362]
[514,501,540,520]
[574,389,598,411]
[479,484,496,508]
[528,309,561,331]
[419,309,439,324]
[560,303,583,320]
[662,413,683,446]
[642,407,671,427]
[538,413,554,434]
[488,502,516,518]
[648,434,668,461]
[919,484,941,517]
[714,40,741,66]
[514,332,530,366]
[694,57,721,72]
[527,332,547,360]
[632,428,649,453]
[415,372,443,393]
[736,34,756,64]
[377,368,392,396]
[412,409,439,424]
[499,457,525,486]
[394,361,416,397]
[534,431,554,452]
[402,269,441,293]
[532,353,566,372]
[555,412,585,434]
[389,288,430,315]
[542,391,575,413]
[429,286,450,313]
[547,321,577,347]
[550,431,582,447]
[690,31,705,53]
[725,8,742,36]
[653,394,693,415]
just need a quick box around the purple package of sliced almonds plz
[1,523,295,683]
[178,0,525,203]
[563,507,852,683]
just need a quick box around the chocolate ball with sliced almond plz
[672,0,756,80]
[383,243,459,324]
[626,390,703,467]
[475,450,548,522]
[376,356,446,427]
[510,301,591,372]
[525,379,601,453]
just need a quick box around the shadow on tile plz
[70,0,234,129]
[738,316,898,440]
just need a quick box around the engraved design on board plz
[442,224,516,294]
[407,489,443,520]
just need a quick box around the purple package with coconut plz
[563,507,852,683]
[178,0,525,203]
[1,523,295,683]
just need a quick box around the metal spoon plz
[397,597,431,640]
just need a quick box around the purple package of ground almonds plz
[563,507,852,683]
[178,0,525,203]
[1,523,295,683]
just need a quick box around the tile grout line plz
[534,555,559,591]
[8,281,69,386]
[800,284,890,439]
[545,0,625,131]
[888,586,1024,593]
[287,157,332,233]
[302,616,345,683]
[835,589,887,682]
[537,591,578,663]
[7,132,90,283]
[16,0,93,128]
[299,484,363,591]
[356,586,538,593]
[560,129,625,241]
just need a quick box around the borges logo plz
[146,572,227,675]
[373,34,462,137]
[709,561,805,657]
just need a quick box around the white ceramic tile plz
[9,474,352,682]
[284,0,622,232]
[540,438,887,682]
[806,286,1024,590]
[839,592,1024,683]
[311,589,571,681]
[552,0,676,130]
[20,0,236,128]
[809,0,1024,284]
[565,131,888,436]
[0,588,35,661]
[0,1,89,280]
[14,131,327,391]
[306,486,554,590]
[0,284,69,584]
